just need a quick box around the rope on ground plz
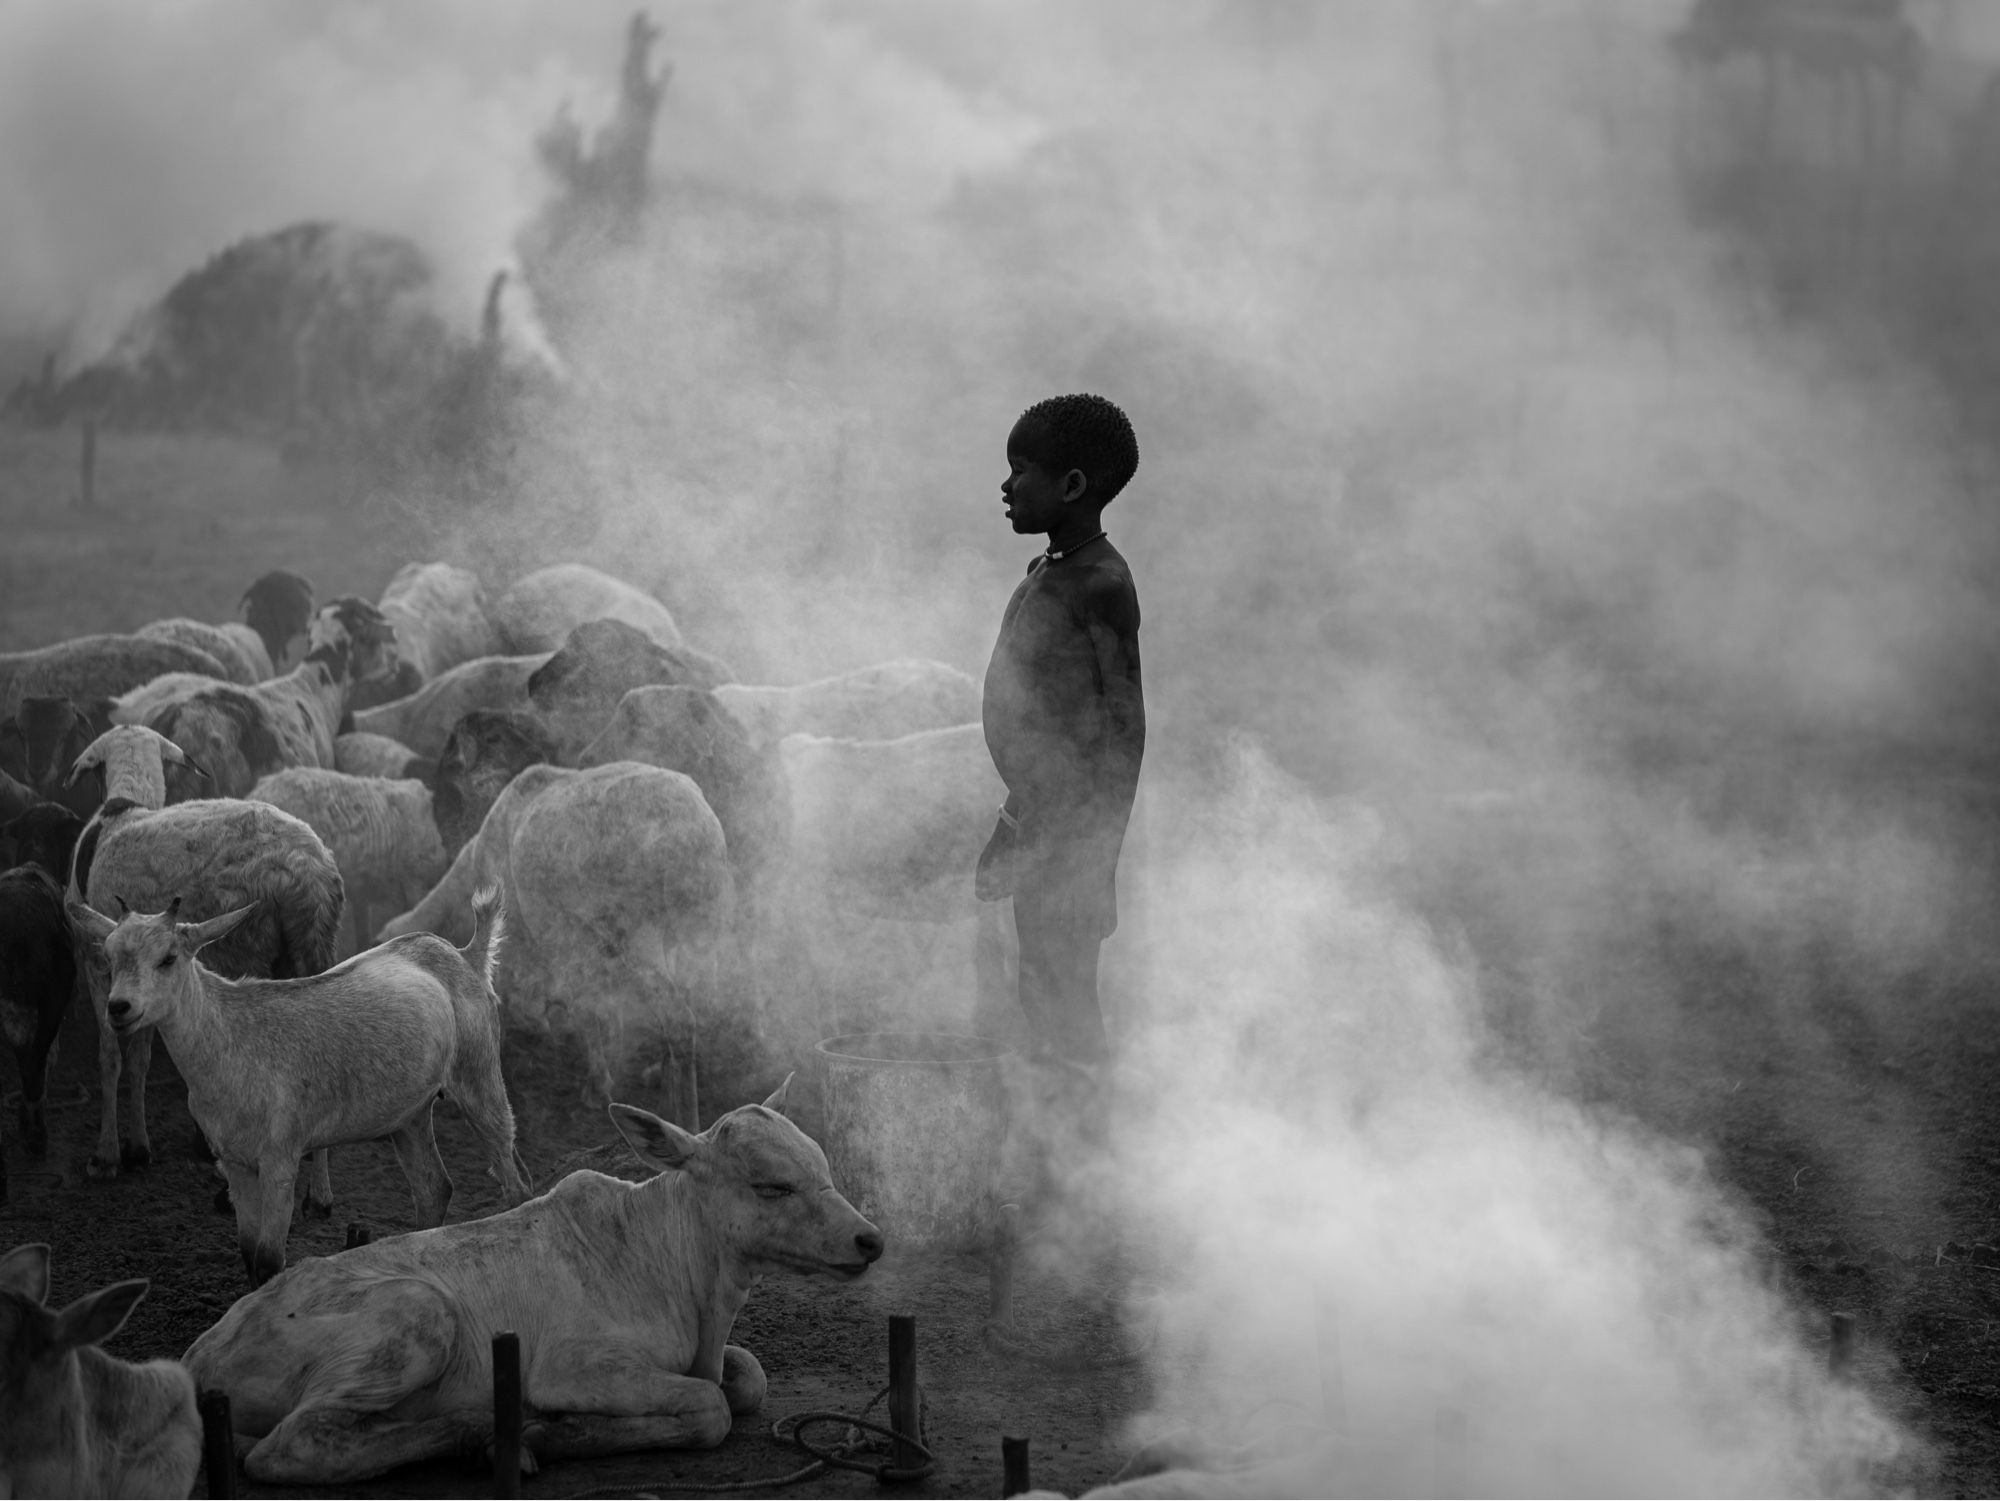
[562,1384,932,1498]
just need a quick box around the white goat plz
[351,652,553,760]
[491,562,684,652]
[0,1243,202,1500]
[249,768,449,956]
[334,729,430,780]
[111,596,399,797]
[0,633,229,724]
[136,617,264,684]
[68,887,531,1287]
[65,725,346,1185]
[379,561,502,680]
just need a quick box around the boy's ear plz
[1061,468,1090,504]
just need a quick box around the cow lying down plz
[185,1077,884,1485]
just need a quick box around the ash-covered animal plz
[0,633,229,725]
[334,729,433,782]
[0,865,74,1202]
[379,761,732,1116]
[527,618,735,762]
[0,1244,201,1500]
[712,659,980,752]
[378,561,501,681]
[136,617,264,684]
[432,709,555,857]
[66,725,345,1184]
[111,596,399,798]
[249,768,449,955]
[350,653,553,760]
[70,887,531,1286]
[0,696,104,819]
[181,1080,879,1485]
[238,568,318,676]
[491,561,685,653]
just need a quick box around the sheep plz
[249,768,448,956]
[110,596,400,798]
[68,888,533,1285]
[0,633,229,725]
[0,1244,201,1499]
[380,762,732,1124]
[66,725,346,1185]
[350,651,553,760]
[379,561,502,681]
[0,695,102,819]
[491,562,685,653]
[432,709,555,857]
[238,567,317,676]
[0,865,74,1202]
[527,617,736,762]
[135,618,264,684]
[334,729,432,782]
[712,659,982,752]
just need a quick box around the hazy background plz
[11,0,2000,1490]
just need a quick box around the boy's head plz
[1003,394,1139,534]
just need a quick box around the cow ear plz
[51,1279,148,1353]
[0,1243,51,1304]
[608,1103,701,1172]
[760,1073,795,1117]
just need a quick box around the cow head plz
[609,1077,884,1278]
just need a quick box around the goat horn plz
[114,895,129,916]
[166,896,182,919]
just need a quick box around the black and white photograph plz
[6,1,2000,1495]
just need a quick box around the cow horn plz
[761,1073,794,1116]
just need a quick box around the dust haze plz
[13,0,2000,1490]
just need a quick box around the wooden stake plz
[492,1331,522,1498]
[199,1389,236,1500]
[1001,1434,1031,1497]
[888,1314,920,1474]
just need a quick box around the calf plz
[0,1243,201,1499]
[0,866,74,1202]
[68,887,531,1286]
[184,1080,881,1485]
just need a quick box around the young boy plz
[977,393,1145,1067]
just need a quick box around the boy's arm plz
[1080,572,1145,815]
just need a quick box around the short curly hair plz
[1009,393,1140,506]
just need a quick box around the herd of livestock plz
[0,558,1001,1491]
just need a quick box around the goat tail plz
[464,884,507,993]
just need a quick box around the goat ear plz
[608,1103,702,1173]
[114,895,130,916]
[761,1073,795,1117]
[152,733,189,766]
[66,900,116,945]
[64,732,110,786]
[178,902,255,952]
[164,896,181,919]
[51,1279,148,1353]
[0,1243,51,1305]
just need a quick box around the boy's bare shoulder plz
[1077,551,1139,633]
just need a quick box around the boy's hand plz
[975,807,1020,901]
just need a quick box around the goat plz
[69,888,532,1285]
[0,1244,201,1499]
[711,658,981,751]
[66,726,345,1185]
[137,617,265,684]
[239,568,317,675]
[111,596,399,798]
[379,561,502,680]
[0,695,102,819]
[0,865,74,1202]
[491,562,685,653]
[249,768,449,956]
[0,633,229,725]
[334,729,433,782]
[526,618,735,762]
[350,651,553,760]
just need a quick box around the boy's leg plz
[1012,891,1109,1067]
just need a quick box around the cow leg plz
[388,1113,453,1228]
[250,1153,298,1286]
[446,1060,531,1207]
[122,1027,155,1166]
[300,1149,335,1218]
[248,1407,492,1486]
[526,1338,733,1456]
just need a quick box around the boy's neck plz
[1044,510,1106,558]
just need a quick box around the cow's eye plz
[753,1183,794,1200]
[157,954,175,970]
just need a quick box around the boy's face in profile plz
[1001,426,1080,536]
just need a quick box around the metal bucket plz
[815,1032,1008,1255]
